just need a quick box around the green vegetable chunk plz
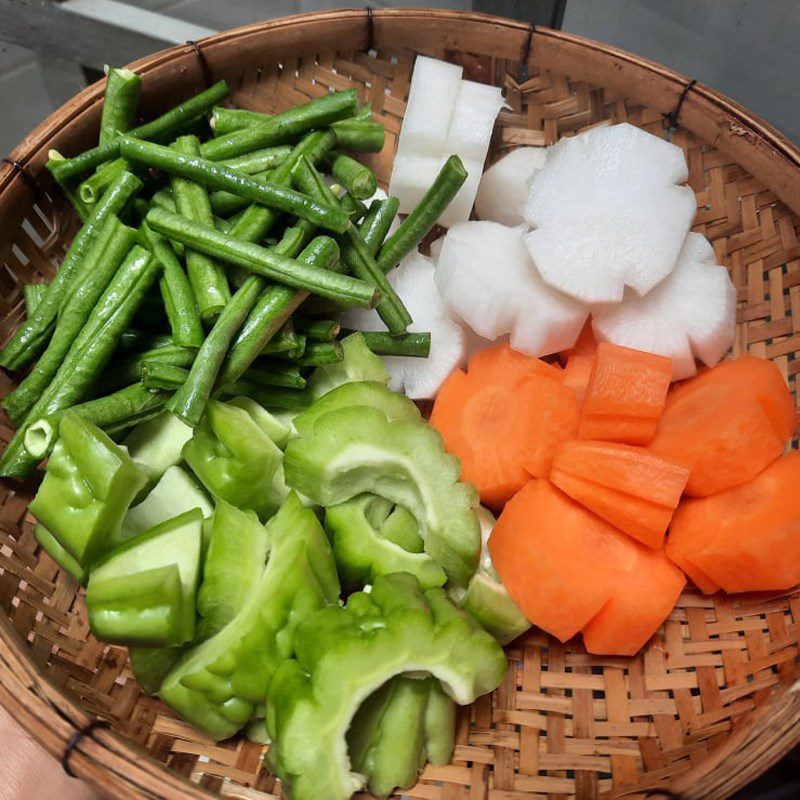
[183,399,285,520]
[34,523,88,585]
[87,508,203,647]
[123,412,194,482]
[266,573,507,800]
[458,507,530,645]
[308,332,388,399]
[326,495,446,589]
[129,646,187,695]
[423,679,457,766]
[122,465,213,540]
[294,380,420,438]
[159,493,340,740]
[347,676,428,797]
[29,413,146,567]
[284,405,480,586]
[197,500,268,642]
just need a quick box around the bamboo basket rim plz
[0,8,798,799]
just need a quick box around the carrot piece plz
[488,480,626,642]
[468,341,563,384]
[563,354,593,406]
[650,355,795,496]
[664,532,721,595]
[550,440,690,549]
[559,319,596,364]
[431,344,578,508]
[578,342,672,445]
[582,544,685,656]
[667,452,800,593]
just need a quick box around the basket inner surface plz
[1,32,799,800]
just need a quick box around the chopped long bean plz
[330,119,385,152]
[226,129,336,245]
[141,221,204,347]
[23,284,48,316]
[296,340,344,367]
[170,135,231,322]
[103,344,197,390]
[325,152,377,200]
[220,145,291,174]
[78,156,130,205]
[3,216,138,426]
[346,330,432,357]
[145,208,371,307]
[169,275,265,426]
[216,236,339,389]
[99,67,142,147]
[273,334,307,361]
[377,155,467,273]
[118,330,173,353]
[24,383,170,459]
[339,193,368,223]
[243,362,307,390]
[260,322,301,355]
[121,137,350,233]
[211,107,272,136]
[201,89,358,161]
[223,381,312,410]
[208,169,270,216]
[359,197,400,256]
[47,80,230,183]
[47,152,91,220]
[0,246,160,480]
[295,317,340,341]
[0,170,142,370]
[142,361,192,392]
[292,155,409,333]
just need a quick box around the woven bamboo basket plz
[0,8,799,800]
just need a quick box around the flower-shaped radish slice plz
[435,221,588,358]
[475,147,547,227]
[592,232,736,381]
[341,251,466,399]
[521,123,697,303]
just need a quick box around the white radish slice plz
[435,81,505,227]
[435,220,588,357]
[444,80,505,163]
[522,123,697,303]
[390,57,462,212]
[340,251,466,399]
[592,232,737,381]
[476,147,547,226]
[394,55,462,158]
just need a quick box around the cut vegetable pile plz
[1,52,798,800]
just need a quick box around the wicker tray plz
[0,9,799,800]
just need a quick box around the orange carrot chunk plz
[431,343,578,508]
[667,452,800,593]
[650,355,795,497]
[489,480,624,642]
[550,440,690,549]
[578,342,672,445]
[563,354,593,406]
[582,544,685,656]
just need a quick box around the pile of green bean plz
[0,69,467,481]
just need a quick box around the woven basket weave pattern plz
[0,10,799,799]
